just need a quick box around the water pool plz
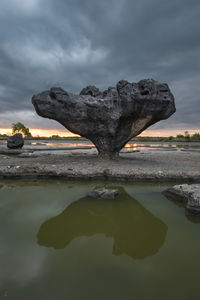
[0,180,200,300]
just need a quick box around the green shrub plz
[12,122,32,137]
[192,133,200,139]
[176,134,185,139]
[0,134,8,138]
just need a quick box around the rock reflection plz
[186,215,200,224]
[163,190,200,223]
[37,188,167,259]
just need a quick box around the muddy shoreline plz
[0,149,199,182]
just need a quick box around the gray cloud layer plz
[0,0,199,130]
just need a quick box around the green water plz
[0,180,200,300]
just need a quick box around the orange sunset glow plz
[0,127,199,137]
[0,128,78,137]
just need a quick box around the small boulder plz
[88,187,119,199]
[163,184,200,216]
[7,133,24,149]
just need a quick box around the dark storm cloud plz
[0,0,199,130]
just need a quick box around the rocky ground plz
[0,147,199,181]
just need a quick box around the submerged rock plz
[88,187,119,199]
[163,184,200,216]
[32,79,176,159]
[7,133,24,149]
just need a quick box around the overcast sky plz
[0,0,199,132]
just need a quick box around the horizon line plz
[0,127,199,137]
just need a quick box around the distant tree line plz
[0,125,199,141]
[168,131,200,141]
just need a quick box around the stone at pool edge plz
[87,188,120,199]
[7,133,24,149]
[163,184,200,216]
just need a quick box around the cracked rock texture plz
[32,79,176,159]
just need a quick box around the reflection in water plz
[186,215,200,224]
[124,143,137,151]
[26,140,200,151]
[37,189,167,259]
[38,142,93,147]
[163,191,200,223]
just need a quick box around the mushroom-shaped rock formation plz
[32,79,176,159]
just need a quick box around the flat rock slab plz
[163,184,200,216]
[88,187,119,199]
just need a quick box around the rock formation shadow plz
[37,188,168,259]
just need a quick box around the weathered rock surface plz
[163,184,200,216]
[7,133,24,149]
[32,79,175,159]
[87,187,119,199]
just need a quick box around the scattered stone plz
[157,170,164,176]
[87,187,119,199]
[0,149,24,155]
[7,133,24,149]
[163,184,200,216]
[103,169,111,176]
[32,79,175,159]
